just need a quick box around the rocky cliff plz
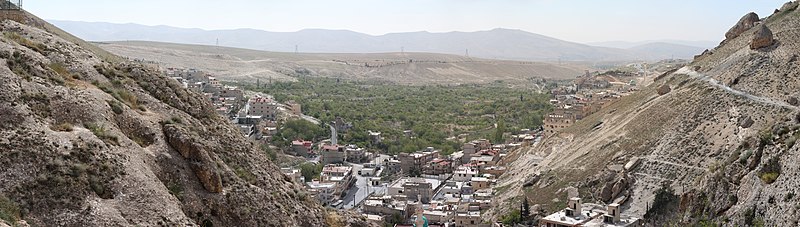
[0,13,366,227]
[493,2,800,226]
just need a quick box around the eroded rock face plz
[725,12,760,40]
[163,125,223,193]
[750,24,775,50]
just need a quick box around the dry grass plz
[4,32,46,53]
[50,122,73,132]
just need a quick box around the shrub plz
[0,195,20,225]
[48,62,70,77]
[758,157,781,184]
[107,100,123,114]
[171,116,183,124]
[739,150,753,165]
[759,130,773,146]
[51,122,74,132]
[167,182,185,201]
[760,173,779,184]
[501,209,522,225]
[234,166,257,185]
[117,90,139,110]
[85,122,119,146]
[4,32,46,53]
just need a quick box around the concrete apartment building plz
[398,147,440,174]
[306,181,336,205]
[388,177,437,203]
[286,100,302,115]
[422,158,453,175]
[543,106,580,136]
[453,166,479,182]
[291,140,313,157]
[321,144,346,164]
[461,139,491,163]
[247,96,278,120]
[320,164,355,199]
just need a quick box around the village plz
[164,65,664,227]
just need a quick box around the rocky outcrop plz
[163,124,223,193]
[0,14,335,226]
[657,84,671,95]
[750,24,774,50]
[779,1,799,12]
[725,12,760,40]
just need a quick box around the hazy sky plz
[27,0,786,43]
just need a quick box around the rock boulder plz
[657,84,671,95]
[725,12,760,40]
[750,24,774,50]
[739,116,754,128]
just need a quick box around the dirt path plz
[677,67,799,110]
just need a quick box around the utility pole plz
[401,46,404,55]
[295,45,298,54]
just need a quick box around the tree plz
[494,118,505,144]
[300,162,322,182]
[501,209,521,225]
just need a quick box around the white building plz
[453,166,479,182]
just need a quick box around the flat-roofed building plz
[321,144,346,164]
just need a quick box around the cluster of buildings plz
[166,68,306,139]
[289,141,372,164]
[362,139,519,227]
[543,71,642,136]
[166,68,245,118]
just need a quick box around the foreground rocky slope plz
[493,2,800,226]
[0,15,367,226]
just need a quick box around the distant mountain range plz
[50,20,713,62]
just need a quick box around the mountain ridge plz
[49,20,705,61]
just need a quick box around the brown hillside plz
[492,4,800,226]
[0,11,370,227]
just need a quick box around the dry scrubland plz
[99,41,589,85]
